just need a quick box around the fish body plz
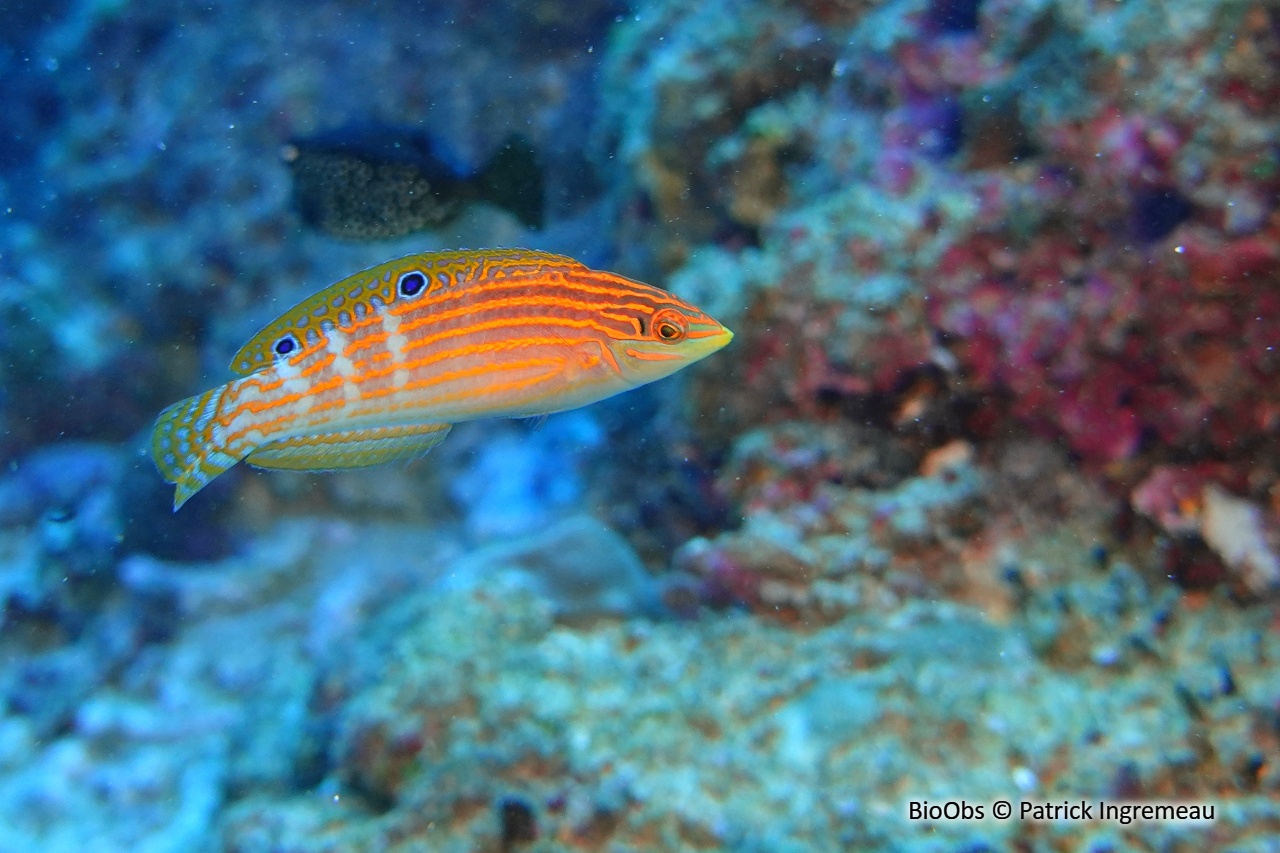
[152,249,732,509]
[284,127,544,239]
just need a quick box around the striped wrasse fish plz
[151,248,733,510]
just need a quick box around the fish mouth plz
[691,324,734,359]
[684,322,734,361]
[639,322,733,363]
[614,321,734,381]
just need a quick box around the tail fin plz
[476,133,544,230]
[150,385,243,511]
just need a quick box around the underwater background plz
[1,0,1279,850]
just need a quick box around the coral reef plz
[2,520,1276,851]
[0,0,1277,849]
[616,0,1280,596]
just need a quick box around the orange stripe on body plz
[219,325,593,426]
[358,356,566,404]
[217,278,675,445]
[219,327,597,442]
[222,374,349,448]
[344,332,597,415]
[230,350,336,399]
[330,271,677,340]
[242,356,570,441]
[357,315,623,370]
[623,348,685,362]
[347,293,662,359]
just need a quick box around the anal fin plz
[245,423,452,472]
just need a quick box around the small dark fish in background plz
[282,126,545,240]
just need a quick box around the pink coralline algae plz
[631,0,1280,603]
[931,216,1280,466]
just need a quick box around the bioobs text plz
[908,801,985,821]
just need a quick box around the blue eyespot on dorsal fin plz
[228,248,589,376]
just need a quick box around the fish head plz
[606,297,733,387]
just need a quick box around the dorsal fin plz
[228,248,588,376]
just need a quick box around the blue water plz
[1,0,1276,850]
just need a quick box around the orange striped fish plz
[151,248,733,510]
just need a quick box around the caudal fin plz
[150,385,243,511]
[477,133,544,230]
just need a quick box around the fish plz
[151,248,733,510]
[283,127,544,240]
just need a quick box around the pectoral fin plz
[245,423,452,471]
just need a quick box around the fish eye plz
[652,311,687,343]
[274,334,299,357]
[398,271,427,298]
